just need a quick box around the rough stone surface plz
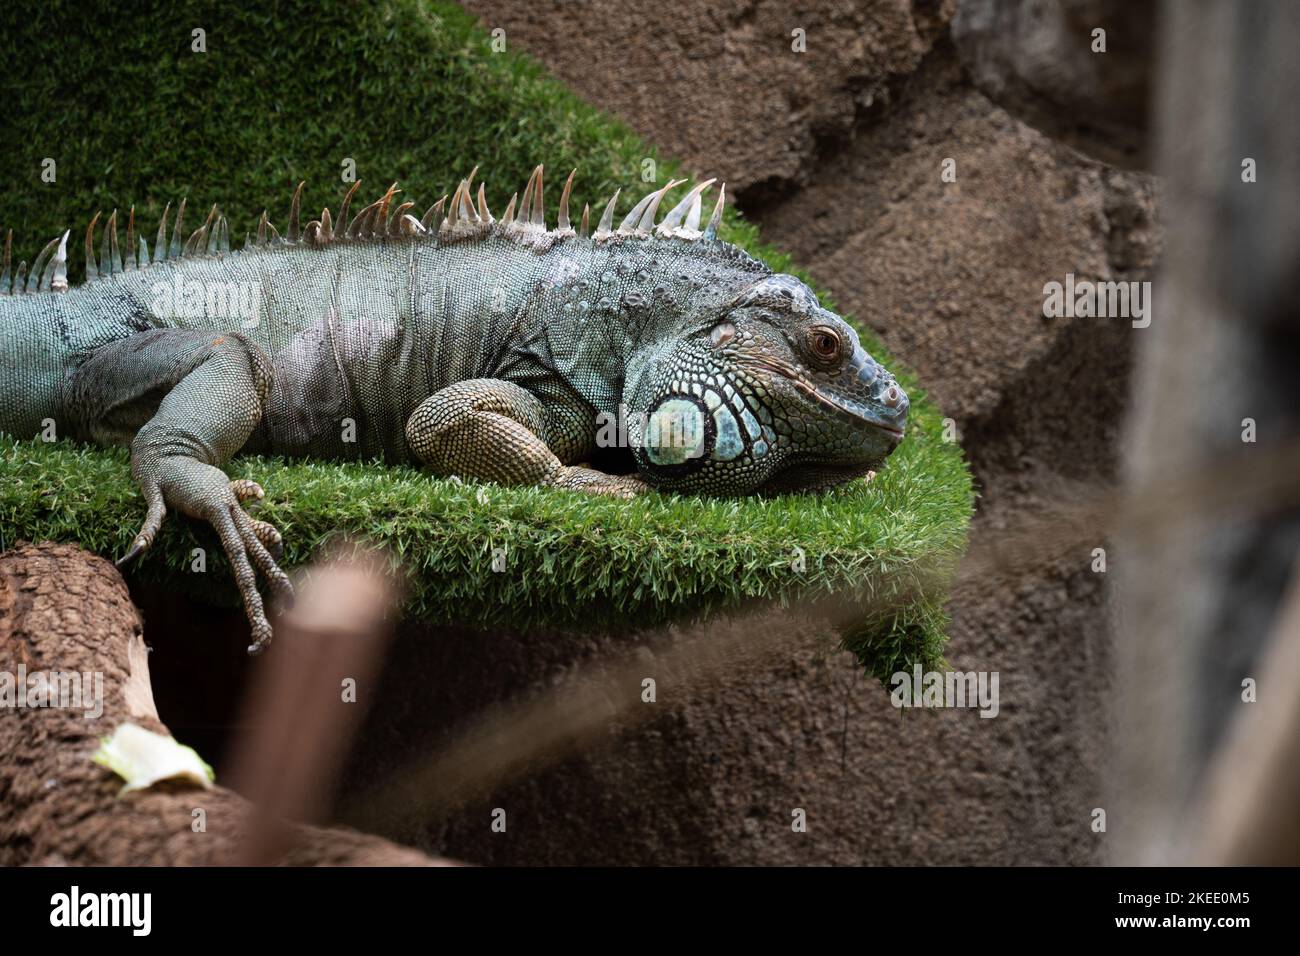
[752,44,1158,423]
[951,0,1155,170]
[463,0,954,196]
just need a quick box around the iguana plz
[0,167,909,653]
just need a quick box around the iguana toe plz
[116,484,166,567]
[549,465,651,499]
[229,478,266,503]
[229,479,284,558]
[246,517,284,560]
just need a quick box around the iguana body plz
[0,168,909,652]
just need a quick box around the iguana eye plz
[809,326,841,363]
[709,321,736,347]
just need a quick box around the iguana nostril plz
[883,384,902,407]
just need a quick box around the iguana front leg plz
[404,378,649,498]
[67,329,293,653]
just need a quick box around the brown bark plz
[0,541,441,866]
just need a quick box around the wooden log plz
[0,541,445,866]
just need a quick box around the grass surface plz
[0,0,973,680]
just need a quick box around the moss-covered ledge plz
[0,0,973,681]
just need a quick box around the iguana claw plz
[115,539,148,568]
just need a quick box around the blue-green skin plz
[0,181,908,649]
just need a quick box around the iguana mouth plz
[820,390,905,440]
[737,354,905,441]
[861,418,905,440]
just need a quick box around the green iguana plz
[0,167,909,652]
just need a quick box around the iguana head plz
[625,273,908,495]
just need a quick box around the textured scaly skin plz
[0,169,910,652]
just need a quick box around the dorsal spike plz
[456,180,476,223]
[1,229,11,293]
[138,236,150,264]
[153,202,170,263]
[320,208,333,241]
[374,182,400,235]
[634,180,684,234]
[52,231,70,291]
[703,183,725,239]
[206,216,222,254]
[517,172,535,227]
[288,181,305,242]
[595,189,621,236]
[38,255,57,294]
[445,181,464,228]
[476,183,493,223]
[580,203,590,238]
[557,169,576,232]
[530,165,545,227]
[85,211,101,281]
[335,181,361,240]
[14,262,27,294]
[52,231,70,293]
[617,190,659,234]
[501,192,518,224]
[98,211,112,277]
[28,235,60,293]
[400,214,425,238]
[38,232,68,292]
[111,209,124,272]
[348,199,381,239]
[124,207,137,270]
[256,210,269,246]
[461,166,480,220]
[264,220,281,244]
[218,217,230,254]
[102,210,119,277]
[388,201,415,238]
[421,196,447,230]
[658,179,716,236]
[187,204,217,254]
[685,192,704,232]
[169,199,187,259]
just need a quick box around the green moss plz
[0,0,973,680]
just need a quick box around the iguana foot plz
[119,465,293,655]
[548,465,651,499]
[406,380,654,499]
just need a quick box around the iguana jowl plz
[0,167,910,652]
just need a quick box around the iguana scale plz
[0,167,909,652]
